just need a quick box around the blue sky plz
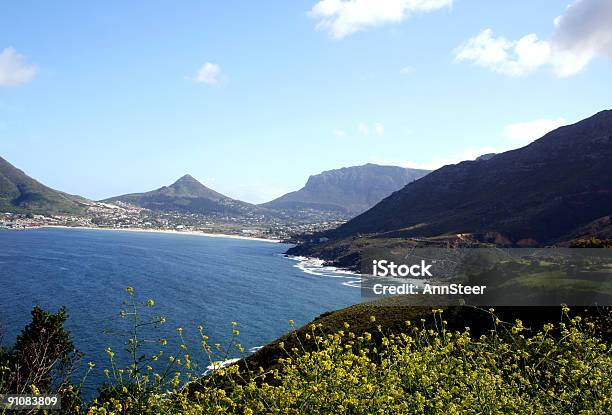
[1,0,611,203]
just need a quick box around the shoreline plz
[38,225,282,243]
[285,255,363,289]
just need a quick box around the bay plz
[0,228,360,396]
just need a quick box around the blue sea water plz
[0,228,360,397]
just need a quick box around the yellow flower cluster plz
[86,301,611,415]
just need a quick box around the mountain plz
[475,153,496,161]
[566,215,612,242]
[0,156,87,215]
[103,175,258,216]
[290,110,612,250]
[261,164,430,218]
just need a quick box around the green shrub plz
[2,291,610,414]
[0,306,86,414]
[86,291,611,415]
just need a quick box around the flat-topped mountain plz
[290,109,612,251]
[261,164,430,219]
[103,175,258,216]
[0,156,87,215]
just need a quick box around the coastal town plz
[0,201,345,241]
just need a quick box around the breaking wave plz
[285,255,362,288]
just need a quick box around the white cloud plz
[374,122,384,135]
[335,124,382,137]
[551,0,612,76]
[309,0,453,39]
[399,146,502,170]
[455,0,612,77]
[188,62,224,85]
[503,117,566,143]
[0,47,37,87]
[352,122,384,136]
[358,122,369,135]
[390,115,568,170]
[454,29,551,76]
[399,65,415,75]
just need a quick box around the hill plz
[261,164,430,219]
[0,156,87,215]
[103,174,259,216]
[238,301,609,378]
[288,110,612,257]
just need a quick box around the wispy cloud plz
[503,117,566,143]
[374,122,384,135]
[233,182,289,204]
[333,129,347,137]
[187,62,225,85]
[399,65,415,75]
[455,0,612,77]
[399,146,502,171]
[395,115,567,170]
[309,0,453,39]
[356,122,384,136]
[0,47,37,87]
[358,122,369,135]
[455,29,551,77]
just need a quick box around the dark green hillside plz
[0,156,86,215]
[290,110,612,256]
[238,301,611,378]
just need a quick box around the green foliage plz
[89,287,247,414]
[3,293,610,414]
[85,291,611,415]
[0,306,86,414]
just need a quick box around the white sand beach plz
[41,225,282,243]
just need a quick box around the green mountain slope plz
[0,156,86,215]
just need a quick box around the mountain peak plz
[168,174,210,192]
[174,174,198,184]
[103,173,256,214]
[166,174,218,197]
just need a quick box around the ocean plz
[0,227,360,397]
